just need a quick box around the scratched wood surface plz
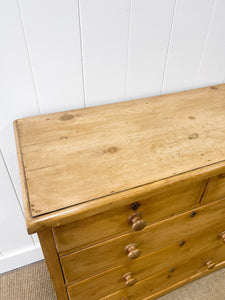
[53,179,206,255]
[97,257,225,300]
[59,198,225,283]
[1,0,225,274]
[66,230,225,299]
[14,84,225,222]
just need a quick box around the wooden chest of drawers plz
[14,84,225,300]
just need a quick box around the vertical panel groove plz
[125,0,176,99]
[193,0,217,88]
[160,0,177,95]
[77,0,86,107]
[0,149,35,246]
[17,0,41,115]
[124,0,132,101]
[1,0,225,273]
[80,0,130,106]
[0,150,23,215]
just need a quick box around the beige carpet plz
[0,261,225,300]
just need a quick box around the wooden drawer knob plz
[128,212,146,231]
[125,243,141,260]
[218,231,225,242]
[123,272,137,287]
[205,259,216,270]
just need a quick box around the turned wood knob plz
[128,212,146,231]
[123,272,137,287]
[124,243,141,259]
[205,259,216,270]
[218,231,225,242]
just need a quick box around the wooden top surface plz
[14,84,225,227]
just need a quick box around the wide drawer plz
[61,198,225,284]
[54,179,206,254]
[202,172,225,205]
[66,228,225,300]
[101,247,225,300]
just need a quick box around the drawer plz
[101,246,225,300]
[61,198,225,283]
[202,173,225,205]
[54,179,206,254]
[66,228,225,300]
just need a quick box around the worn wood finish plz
[202,173,225,205]
[38,229,68,300]
[13,120,33,231]
[60,198,225,284]
[54,179,205,254]
[14,84,225,300]
[144,263,225,300]
[14,84,225,231]
[15,161,225,234]
[101,255,225,300]
[66,228,225,299]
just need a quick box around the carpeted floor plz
[0,261,225,300]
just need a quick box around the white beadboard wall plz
[0,0,225,274]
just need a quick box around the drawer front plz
[61,198,225,283]
[54,180,206,254]
[202,173,225,204]
[101,247,225,300]
[67,229,225,300]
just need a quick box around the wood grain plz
[14,161,225,234]
[101,252,225,300]
[201,173,225,205]
[66,228,225,299]
[144,261,225,300]
[38,229,68,300]
[60,198,225,284]
[14,84,225,299]
[54,179,205,254]
[14,84,225,232]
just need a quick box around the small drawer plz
[202,173,225,204]
[66,229,225,299]
[60,198,225,284]
[53,180,206,255]
[100,246,225,300]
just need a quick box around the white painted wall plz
[0,0,225,274]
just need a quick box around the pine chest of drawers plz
[14,84,225,300]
